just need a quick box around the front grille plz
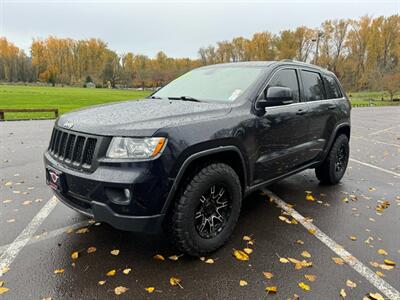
[48,128,98,171]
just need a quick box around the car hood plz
[56,98,232,136]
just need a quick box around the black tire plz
[315,134,349,184]
[169,163,242,256]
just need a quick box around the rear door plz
[252,68,311,183]
[300,70,341,160]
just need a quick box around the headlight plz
[106,137,167,159]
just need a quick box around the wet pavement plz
[0,107,399,299]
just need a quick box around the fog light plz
[124,188,131,200]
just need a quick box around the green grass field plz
[0,85,399,120]
[0,85,150,120]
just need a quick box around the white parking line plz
[350,158,400,178]
[0,196,58,277]
[368,125,400,136]
[0,220,90,256]
[264,189,400,300]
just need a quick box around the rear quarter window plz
[323,75,343,99]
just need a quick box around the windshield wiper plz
[149,95,163,99]
[168,96,201,102]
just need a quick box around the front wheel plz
[315,134,349,185]
[169,163,242,256]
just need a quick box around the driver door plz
[253,68,311,183]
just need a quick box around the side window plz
[323,75,343,99]
[301,70,325,101]
[268,69,300,102]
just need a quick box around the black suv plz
[44,61,350,255]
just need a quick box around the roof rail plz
[280,59,294,62]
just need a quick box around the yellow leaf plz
[369,292,384,300]
[308,229,316,235]
[71,251,79,260]
[239,280,248,286]
[243,235,252,241]
[5,181,12,186]
[98,280,106,285]
[168,255,181,261]
[279,257,289,264]
[42,298,52,300]
[332,257,345,265]
[153,254,165,261]
[304,274,316,282]
[306,194,315,201]
[301,251,311,258]
[376,271,385,277]
[349,235,357,241]
[243,248,253,254]
[233,249,249,261]
[0,287,9,295]
[384,259,396,266]
[346,280,356,288]
[1,267,9,274]
[54,269,65,274]
[110,249,120,256]
[114,286,128,295]
[87,247,97,254]
[75,227,89,234]
[106,269,116,276]
[145,287,155,293]
[340,288,347,298]
[263,272,273,279]
[377,249,388,256]
[0,281,3,287]
[298,282,311,291]
[122,268,131,275]
[296,240,304,245]
[169,277,183,288]
[265,286,278,293]
[205,258,215,264]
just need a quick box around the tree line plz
[0,14,399,93]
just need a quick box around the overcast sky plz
[1,0,399,58]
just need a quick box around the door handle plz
[328,104,336,110]
[296,109,307,115]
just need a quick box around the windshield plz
[152,66,264,102]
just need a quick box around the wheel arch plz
[161,146,248,214]
[321,122,350,162]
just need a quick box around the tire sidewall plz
[328,135,349,183]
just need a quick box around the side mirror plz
[257,86,294,109]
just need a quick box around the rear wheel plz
[315,134,349,184]
[169,163,242,256]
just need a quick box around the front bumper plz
[44,151,174,233]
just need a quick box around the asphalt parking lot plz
[0,107,399,299]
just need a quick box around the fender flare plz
[321,122,350,162]
[160,145,248,214]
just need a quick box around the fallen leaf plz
[298,282,311,291]
[279,257,289,264]
[340,288,347,298]
[301,251,311,258]
[349,236,357,241]
[42,297,52,300]
[332,257,345,265]
[87,247,97,254]
[114,286,128,295]
[296,240,304,245]
[153,254,165,261]
[145,287,155,293]
[377,249,388,256]
[243,235,252,241]
[346,280,356,288]
[233,249,249,261]
[306,194,315,201]
[106,269,116,276]
[0,287,9,295]
[0,282,3,287]
[22,200,32,205]
[170,277,183,288]
[110,249,120,256]
[168,255,182,261]
[265,286,278,293]
[369,292,384,300]
[304,274,316,282]
[6,219,15,223]
[243,248,253,254]
[204,258,215,264]
[308,229,316,235]
[263,272,273,279]
[384,259,396,266]
[376,271,385,277]
[239,280,248,286]
[98,280,106,285]
[1,267,9,274]
[71,251,79,260]
[54,269,65,274]
[5,181,12,186]
[122,268,131,275]
[2,199,12,204]
[76,227,89,234]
